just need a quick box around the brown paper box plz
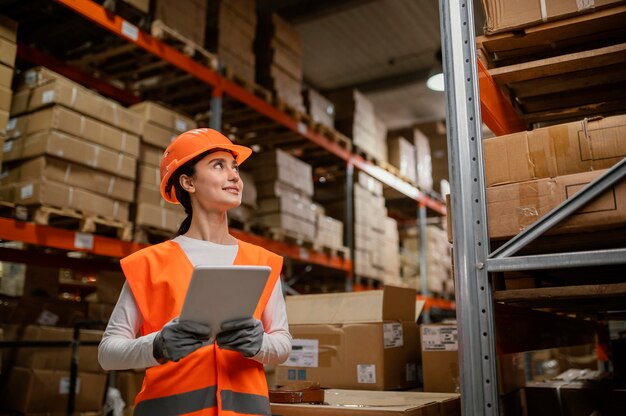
[137,163,161,187]
[12,69,143,135]
[1,156,135,203]
[8,105,141,157]
[0,179,129,222]
[1,367,106,413]
[487,169,626,239]
[0,37,16,68]
[0,84,11,111]
[0,109,8,133]
[142,121,178,148]
[481,0,623,34]
[140,143,164,167]
[116,370,145,407]
[276,322,419,391]
[135,202,185,231]
[0,15,18,43]
[3,130,136,179]
[0,63,13,88]
[484,115,626,187]
[154,0,206,46]
[130,101,196,133]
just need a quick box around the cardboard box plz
[250,149,313,196]
[135,202,186,231]
[1,156,135,202]
[122,0,149,13]
[286,286,416,325]
[481,0,623,34]
[303,89,334,128]
[137,163,161,187]
[484,115,626,187]
[142,121,178,148]
[154,0,206,46]
[0,179,129,222]
[1,367,106,413]
[4,325,102,373]
[276,321,419,390]
[7,105,141,157]
[0,108,9,133]
[2,297,89,327]
[487,168,626,239]
[257,195,316,224]
[255,212,316,240]
[421,324,460,393]
[13,68,143,135]
[0,63,12,88]
[0,37,16,68]
[130,101,196,133]
[239,170,257,207]
[116,370,145,408]
[0,84,11,111]
[139,143,164,167]
[271,390,461,416]
[388,136,418,183]
[2,130,137,179]
[0,14,18,43]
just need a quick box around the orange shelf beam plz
[230,229,352,273]
[0,217,144,258]
[54,0,446,214]
[478,59,526,136]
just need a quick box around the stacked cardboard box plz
[387,135,417,184]
[484,115,626,239]
[331,89,388,163]
[256,13,305,112]
[206,0,256,84]
[87,269,126,324]
[228,170,257,224]
[1,67,141,223]
[154,0,207,46]
[250,149,316,241]
[0,325,106,413]
[277,286,419,391]
[303,88,335,129]
[381,217,401,285]
[130,101,196,234]
[401,225,453,294]
[315,209,345,252]
[480,0,624,34]
[0,15,17,171]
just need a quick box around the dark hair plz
[167,149,238,237]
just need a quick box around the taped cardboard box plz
[7,105,141,157]
[142,121,178,148]
[5,325,103,373]
[1,367,106,413]
[481,0,623,34]
[135,202,185,231]
[1,156,135,202]
[139,143,164,167]
[286,286,416,325]
[276,321,419,391]
[13,67,143,135]
[487,168,626,239]
[0,109,9,134]
[0,37,16,68]
[257,195,317,224]
[303,88,334,129]
[137,163,161,187]
[2,130,136,179]
[0,14,18,43]
[271,390,461,416]
[154,0,206,46]
[484,115,626,187]
[0,84,10,112]
[130,101,196,133]
[0,179,129,222]
[255,212,316,240]
[388,135,417,184]
[136,183,186,213]
[0,63,12,88]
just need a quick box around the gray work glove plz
[216,318,264,358]
[153,318,212,363]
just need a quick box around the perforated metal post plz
[439,0,499,414]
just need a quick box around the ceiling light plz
[426,71,444,92]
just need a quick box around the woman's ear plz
[179,174,195,194]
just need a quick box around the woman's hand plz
[216,318,264,357]
[153,318,212,363]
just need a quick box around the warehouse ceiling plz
[262,0,485,130]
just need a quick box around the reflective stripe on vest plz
[221,390,271,415]
[134,385,217,416]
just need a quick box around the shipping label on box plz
[421,325,458,351]
[283,339,319,368]
[357,364,376,384]
[383,322,404,349]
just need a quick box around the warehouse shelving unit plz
[440,0,626,414]
[0,0,452,304]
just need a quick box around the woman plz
[99,128,292,415]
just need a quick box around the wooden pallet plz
[263,226,315,248]
[477,5,626,69]
[312,123,353,151]
[311,243,350,260]
[223,67,272,103]
[380,161,415,185]
[353,145,384,167]
[1,202,133,241]
[151,20,218,69]
[273,97,310,124]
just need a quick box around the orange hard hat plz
[159,128,252,204]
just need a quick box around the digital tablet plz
[180,265,271,343]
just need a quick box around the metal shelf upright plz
[440,1,626,414]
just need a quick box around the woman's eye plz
[233,164,239,172]
[214,162,223,169]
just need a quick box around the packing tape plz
[112,104,119,126]
[92,146,100,168]
[113,201,119,219]
[577,0,595,11]
[121,132,127,153]
[79,115,85,136]
[539,0,548,22]
[70,87,77,107]
[117,153,124,172]
[68,186,74,206]
[108,176,116,196]
[64,163,72,184]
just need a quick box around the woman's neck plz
[184,211,236,245]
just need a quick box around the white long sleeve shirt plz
[98,235,292,370]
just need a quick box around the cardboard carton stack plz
[381,217,401,285]
[206,0,256,84]
[303,88,335,129]
[387,135,417,184]
[483,115,626,240]
[277,286,420,391]
[315,207,345,253]
[0,325,107,413]
[129,101,196,235]
[1,67,142,224]
[401,225,453,295]
[331,89,388,163]
[249,149,316,241]
[256,13,305,112]
[154,0,207,46]
[0,15,17,171]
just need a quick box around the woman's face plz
[185,150,243,212]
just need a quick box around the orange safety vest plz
[121,239,283,416]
